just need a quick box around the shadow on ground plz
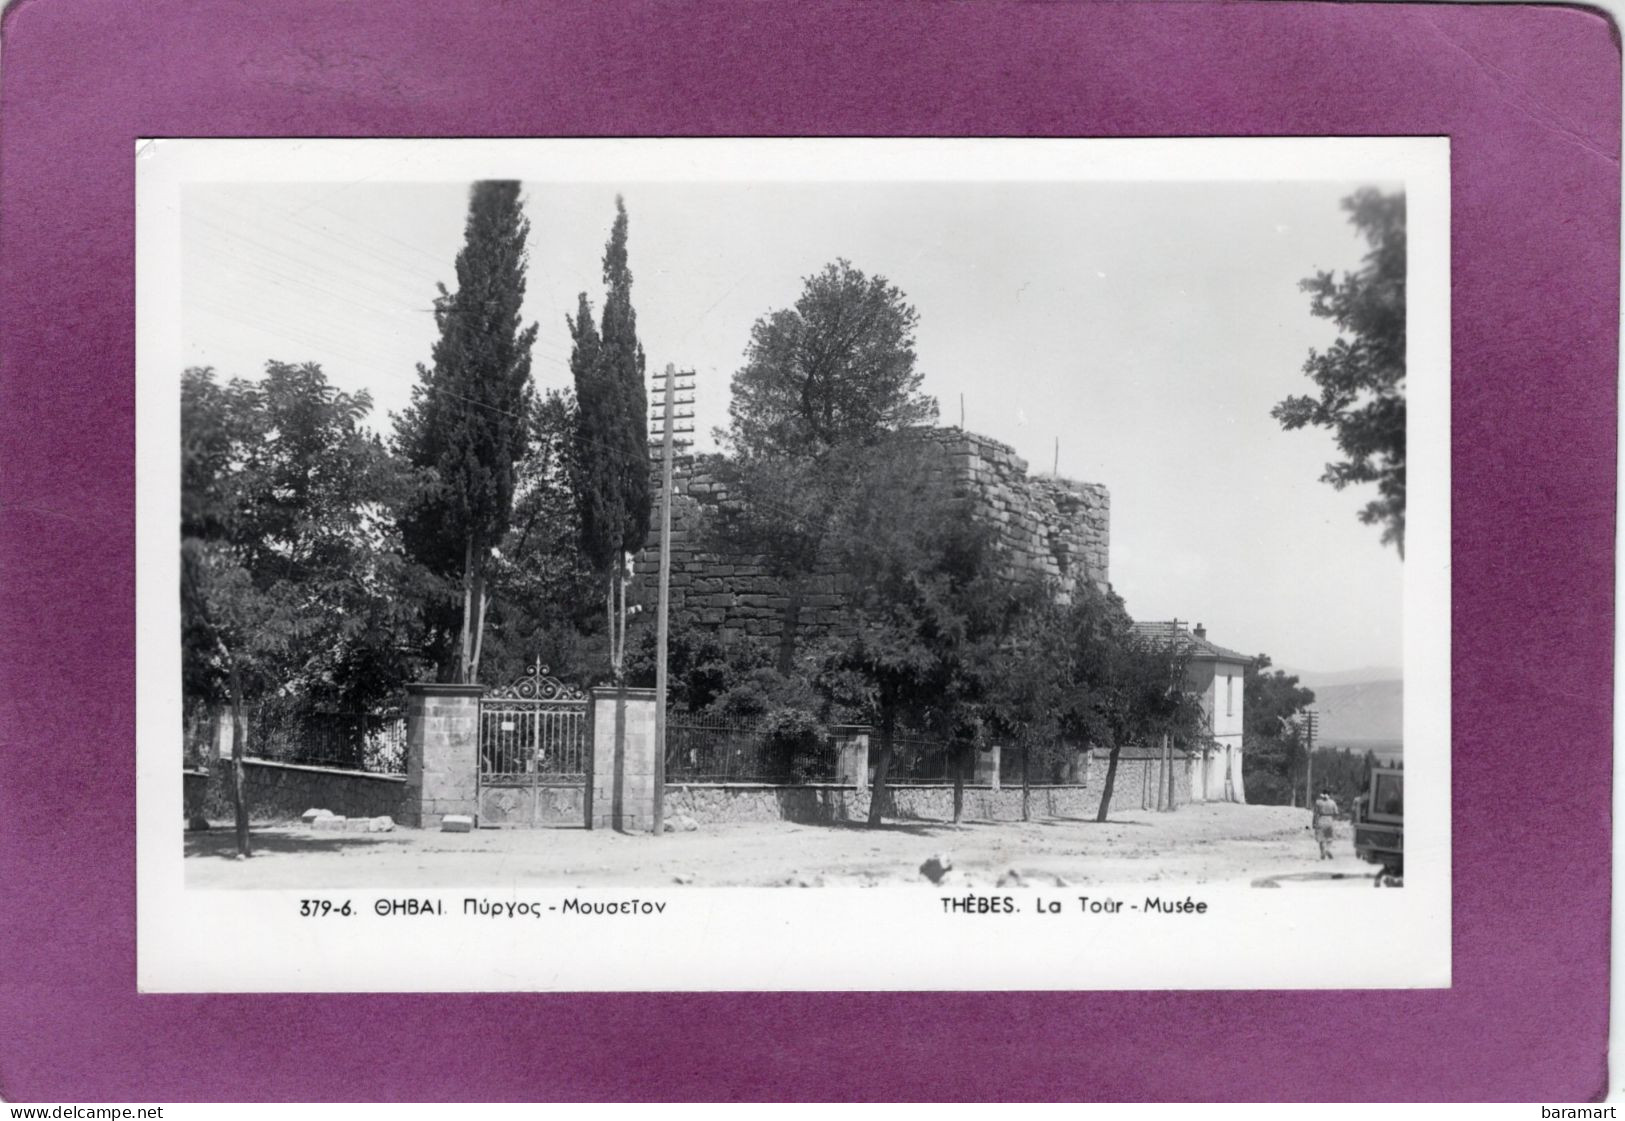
[184,828,405,859]
[804,819,969,837]
[1251,870,1378,888]
[1036,816,1154,827]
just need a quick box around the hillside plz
[1299,677,1403,748]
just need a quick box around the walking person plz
[1312,789,1339,860]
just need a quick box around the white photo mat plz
[137,137,1449,992]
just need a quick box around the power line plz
[201,197,448,291]
[192,291,572,378]
[188,210,439,312]
[193,199,588,368]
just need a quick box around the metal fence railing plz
[183,709,213,770]
[246,704,408,775]
[663,717,974,787]
[886,735,954,784]
[662,724,1086,788]
[479,699,589,780]
[664,713,810,784]
[995,743,1077,785]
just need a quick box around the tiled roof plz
[1129,620,1252,664]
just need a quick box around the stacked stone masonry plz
[662,783,1099,825]
[403,685,483,829]
[195,759,407,824]
[587,688,660,832]
[631,427,1109,649]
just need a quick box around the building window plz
[1225,673,1234,718]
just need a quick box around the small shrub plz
[760,706,834,784]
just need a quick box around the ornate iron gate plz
[478,664,589,826]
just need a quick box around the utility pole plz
[1165,618,1179,812]
[1301,709,1319,809]
[1151,619,1180,811]
[650,364,695,836]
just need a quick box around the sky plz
[180,176,1405,675]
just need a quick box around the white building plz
[1130,621,1252,803]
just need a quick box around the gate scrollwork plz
[485,663,586,703]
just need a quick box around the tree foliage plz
[394,180,539,682]
[984,591,1070,783]
[1274,188,1407,554]
[1239,654,1317,805]
[816,441,1029,825]
[182,363,411,711]
[717,260,938,670]
[570,197,651,680]
[726,259,936,455]
[476,388,604,688]
[181,362,410,854]
[1040,591,1208,820]
[1243,653,1317,742]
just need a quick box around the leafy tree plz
[984,590,1072,821]
[718,259,938,671]
[1274,188,1407,555]
[1036,590,1206,822]
[625,618,777,715]
[817,440,1022,827]
[1240,654,1317,805]
[395,180,539,683]
[727,258,936,451]
[1303,745,1371,812]
[181,363,408,854]
[477,388,603,688]
[1244,654,1317,739]
[571,197,651,682]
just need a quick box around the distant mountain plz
[1275,664,1402,689]
[1302,679,1403,749]
[1266,665,1402,749]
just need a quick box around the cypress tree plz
[570,197,651,680]
[396,180,539,683]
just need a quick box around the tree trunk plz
[776,580,803,677]
[1148,742,1159,811]
[615,561,627,680]
[952,744,965,826]
[469,557,489,684]
[867,719,893,828]
[1096,743,1122,823]
[229,656,250,858]
[457,536,475,683]
[1022,741,1031,823]
[605,577,616,678]
[1165,732,1176,812]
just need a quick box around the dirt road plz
[184,802,1378,890]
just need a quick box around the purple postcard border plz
[0,0,1616,1103]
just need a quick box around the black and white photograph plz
[137,139,1448,991]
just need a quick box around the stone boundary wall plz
[664,782,1099,825]
[631,427,1109,649]
[1095,754,1195,816]
[183,768,210,824]
[197,759,407,824]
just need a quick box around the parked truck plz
[1351,756,1403,886]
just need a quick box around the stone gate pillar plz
[974,743,1002,789]
[831,725,871,788]
[1066,747,1089,785]
[587,686,658,832]
[403,683,483,829]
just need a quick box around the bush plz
[759,706,834,783]
[706,661,823,721]
[626,621,777,711]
